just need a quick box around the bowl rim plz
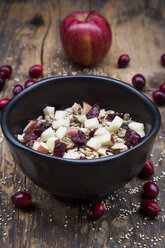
[1,75,161,165]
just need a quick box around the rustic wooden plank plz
[0,0,164,247]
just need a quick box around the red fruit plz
[86,103,100,119]
[143,181,159,199]
[24,78,37,88]
[89,128,98,138]
[89,202,105,220]
[33,122,51,137]
[53,142,66,157]
[79,156,87,159]
[106,113,124,121]
[0,98,10,110]
[152,90,165,105]
[71,130,87,146]
[160,83,165,94]
[0,77,5,90]
[13,84,24,96]
[132,74,146,90]
[140,199,161,217]
[23,133,38,141]
[29,65,43,77]
[125,129,141,148]
[118,54,130,68]
[0,65,12,78]
[161,53,165,66]
[138,160,154,178]
[11,191,31,208]
[60,11,112,66]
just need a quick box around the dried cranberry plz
[138,160,154,178]
[125,129,141,148]
[86,103,100,119]
[53,142,66,157]
[143,181,159,199]
[33,122,51,137]
[23,133,38,141]
[160,83,165,94]
[11,191,31,208]
[140,199,161,217]
[29,65,43,77]
[71,130,87,147]
[89,128,98,139]
[118,54,130,68]
[106,113,124,121]
[0,65,12,78]
[0,77,5,90]
[79,156,87,159]
[89,202,105,220]
[0,98,10,110]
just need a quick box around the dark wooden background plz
[0,0,165,247]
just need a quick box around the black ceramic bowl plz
[1,76,161,202]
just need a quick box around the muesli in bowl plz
[17,102,145,159]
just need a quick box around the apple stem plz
[85,10,96,21]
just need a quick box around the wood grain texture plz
[0,0,165,247]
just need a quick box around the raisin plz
[33,122,51,137]
[53,142,66,157]
[71,130,87,147]
[106,113,124,121]
[125,129,141,148]
[86,104,100,119]
[23,133,38,141]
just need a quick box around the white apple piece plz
[63,150,80,159]
[86,137,101,150]
[94,127,109,136]
[78,114,87,123]
[66,127,79,136]
[83,101,92,114]
[56,126,67,139]
[84,117,100,129]
[43,106,55,118]
[46,137,60,152]
[99,109,106,118]
[33,140,49,154]
[17,134,25,143]
[55,110,67,120]
[23,120,39,134]
[40,127,55,142]
[52,119,70,129]
[97,132,114,146]
[128,121,145,138]
[107,116,123,132]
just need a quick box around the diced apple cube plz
[17,134,25,143]
[63,150,80,159]
[55,110,67,120]
[99,109,106,118]
[23,120,39,134]
[56,126,67,139]
[43,106,55,117]
[107,116,123,132]
[94,127,109,136]
[84,118,100,129]
[46,137,60,152]
[83,101,92,114]
[97,133,112,146]
[78,115,87,123]
[128,122,145,137]
[52,119,70,129]
[33,141,49,154]
[40,127,55,141]
[86,137,101,150]
[66,127,79,136]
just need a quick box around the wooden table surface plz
[0,0,165,247]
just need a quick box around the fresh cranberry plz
[125,129,141,148]
[106,113,124,121]
[138,160,154,178]
[89,128,98,138]
[24,78,37,88]
[132,74,146,90]
[152,90,165,105]
[71,130,87,146]
[0,77,5,90]
[33,122,51,137]
[0,98,10,110]
[89,202,105,220]
[29,65,43,77]
[140,199,161,217]
[11,191,31,208]
[0,65,12,78]
[161,53,165,66]
[118,54,130,68]
[53,142,66,157]
[79,156,87,159]
[143,181,159,199]
[23,133,38,141]
[86,103,100,119]
[160,83,165,94]
[13,84,23,96]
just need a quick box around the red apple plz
[60,11,112,66]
